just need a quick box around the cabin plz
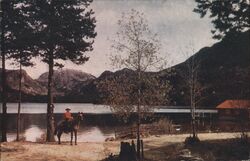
[216,100,250,121]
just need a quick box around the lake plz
[0,103,218,142]
[0,103,111,114]
[0,103,218,114]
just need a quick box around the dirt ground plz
[1,132,249,161]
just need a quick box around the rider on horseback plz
[64,108,73,132]
[55,111,84,145]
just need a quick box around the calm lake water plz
[0,103,217,142]
[2,112,122,142]
[0,103,218,114]
[0,103,111,114]
[0,103,112,142]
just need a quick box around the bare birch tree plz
[99,9,171,159]
[181,46,205,140]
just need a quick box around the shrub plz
[239,132,249,145]
[184,136,200,145]
[155,117,175,134]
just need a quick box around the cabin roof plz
[216,100,250,109]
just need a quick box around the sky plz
[6,0,217,79]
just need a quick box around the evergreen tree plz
[194,0,250,39]
[30,0,97,142]
[0,0,36,142]
[0,0,8,142]
[6,3,36,141]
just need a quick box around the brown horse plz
[54,112,83,145]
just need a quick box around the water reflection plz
[3,113,120,142]
[0,103,111,114]
[7,125,115,142]
[6,133,16,142]
[2,111,219,142]
[24,125,44,142]
[77,127,115,142]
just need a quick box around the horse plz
[54,112,84,145]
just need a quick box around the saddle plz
[62,120,72,133]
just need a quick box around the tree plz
[181,46,205,140]
[1,0,21,142]
[30,0,96,142]
[3,0,36,142]
[1,0,35,141]
[234,70,250,142]
[1,0,37,142]
[6,7,36,141]
[0,0,8,142]
[194,0,250,39]
[100,9,171,159]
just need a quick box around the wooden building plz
[216,100,250,121]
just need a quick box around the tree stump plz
[119,141,137,161]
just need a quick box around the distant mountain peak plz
[37,69,95,81]
[37,69,96,93]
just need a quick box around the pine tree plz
[0,0,8,142]
[194,0,250,39]
[1,0,36,142]
[30,0,97,142]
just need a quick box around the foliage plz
[30,0,97,66]
[2,0,37,66]
[99,71,170,121]
[155,117,174,134]
[194,0,250,39]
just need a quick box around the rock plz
[105,137,115,142]
[177,149,204,161]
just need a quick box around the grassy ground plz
[144,138,250,161]
[1,132,249,161]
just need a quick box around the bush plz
[184,136,200,145]
[239,132,249,145]
[102,153,119,161]
[155,117,175,134]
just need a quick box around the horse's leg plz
[57,131,62,144]
[75,130,77,145]
[70,131,73,145]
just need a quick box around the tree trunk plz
[46,51,55,142]
[1,48,7,142]
[190,75,196,138]
[191,105,197,138]
[136,105,141,159]
[1,7,7,142]
[191,118,196,138]
[191,104,196,138]
[136,70,141,159]
[16,63,22,141]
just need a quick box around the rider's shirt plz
[64,111,73,121]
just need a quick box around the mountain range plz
[0,31,249,107]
